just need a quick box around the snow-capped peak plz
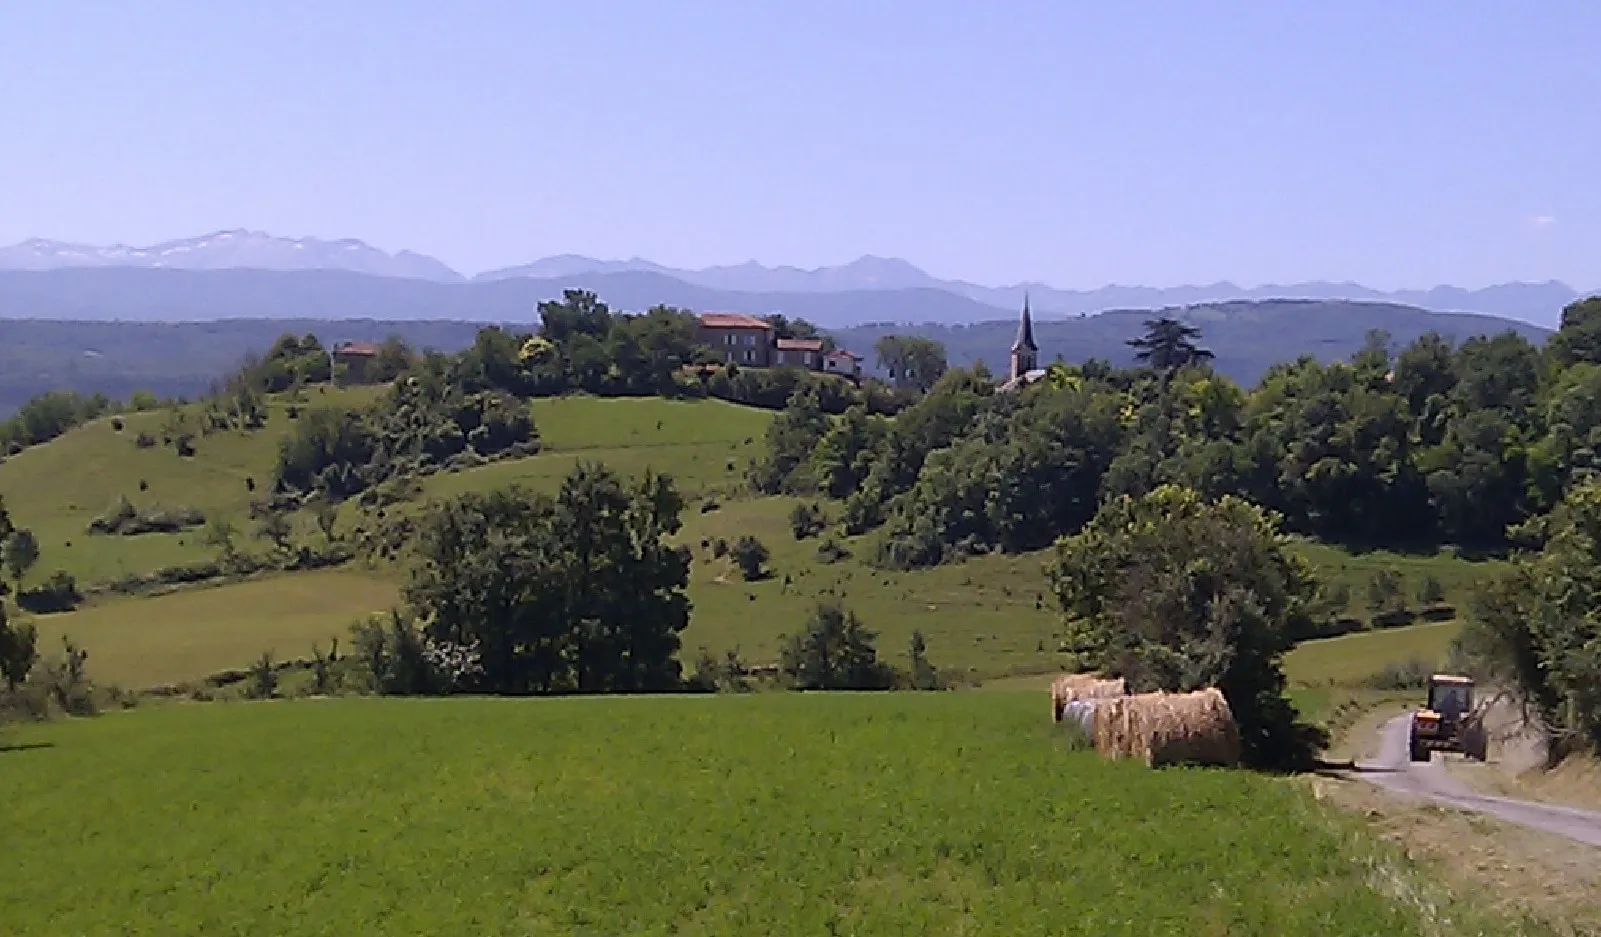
[0,230,464,282]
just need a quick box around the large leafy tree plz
[1049,484,1326,769]
[874,335,949,393]
[403,462,691,695]
[1463,478,1601,758]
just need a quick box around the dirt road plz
[1355,714,1601,848]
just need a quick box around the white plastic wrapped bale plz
[1060,699,1101,741]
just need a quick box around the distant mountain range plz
[2,230,1592,328]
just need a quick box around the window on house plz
[745,334,755,346]
[744,348,754,363]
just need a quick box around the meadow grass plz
[36,492,1490,695]
[29,569,398,688]
[420,396,769,502]
[1293,539,1506,616]
[1283,620,1463,689]
[0,387,383,586]
[0,692,1455,936]
[0,392,771,588]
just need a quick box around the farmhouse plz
[696,313,776,367]
[331,341,382,384]
[822,348,863,379]
[695,312,862,378]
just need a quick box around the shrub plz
[815,537,851,564]
[1417,574,1447,607]
[788,502,825,540]
[732,535,771,581]
[1367,656,1433,691]
[17,571,82,615]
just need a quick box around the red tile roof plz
[698,313,772,330]
[334,342,381,357]
[775,338,825,351]
[825,348,862,360]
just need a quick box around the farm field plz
[29,569,398,689]
[0,692,1486,936]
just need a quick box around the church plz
[997,296,1047,392]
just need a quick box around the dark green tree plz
[0,601,39,692]
[778,602,895,690]
[403,463,691,694]
[1127,317,1214,372]
[874,336,948,394]
[4,528,39,591]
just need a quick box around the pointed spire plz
[1012,292,1037,353]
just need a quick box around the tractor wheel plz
[1463,724,1488,762]
[1408,733,1429,763]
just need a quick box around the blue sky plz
[3,2,1596,289]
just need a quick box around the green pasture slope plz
[3,389,1502,701]
[0,393,769,588]
[1,692,1491,936]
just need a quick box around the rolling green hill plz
[3,387,1497,701]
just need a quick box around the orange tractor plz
[1408,673,1489,763]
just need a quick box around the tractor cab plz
[1409,674,1485,762]
[1426,674,1473,724]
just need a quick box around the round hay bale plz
[1050,672,1127,721]
[1089,687,1241,768]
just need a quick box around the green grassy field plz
[0,387,384,586]
[0,693,1471,936]
[29,569,398,689]
[1292,539,1506,618]
[0,393,772,589]
[676,496,1061,681]
[29,492,1487,696]
[1283,620,1462,689]
[422,396,769,503]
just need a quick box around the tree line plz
[755,299,1601,566]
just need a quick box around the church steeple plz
[1009,293,1037,381]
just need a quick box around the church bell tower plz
[1010,294,1038,382]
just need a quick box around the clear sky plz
[3,2,1596,289]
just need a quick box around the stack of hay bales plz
[1092,687,1242,768]
[1050,673,1127,722]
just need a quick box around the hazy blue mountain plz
[0,230,463,283]
[0,267,1009,328]
[5,231,1591,327]
[0,318,500,417]
[477,254,1588,327]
